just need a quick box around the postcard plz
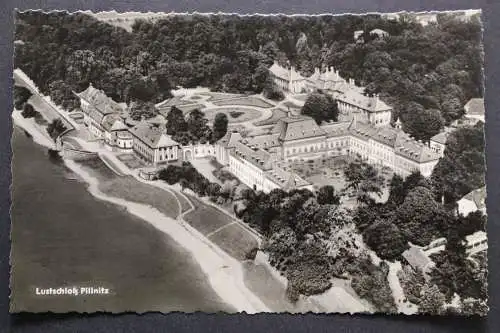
[10,10,487,315]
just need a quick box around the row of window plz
[286,140,348,156]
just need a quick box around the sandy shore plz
[64,160,269,313]
[12,108,369,314]
[11,111,55,149]
[13,111,269,313]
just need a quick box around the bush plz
[244,247,259,261]
[14,86,32,110]
[21,103,38,118]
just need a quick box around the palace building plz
[75,84,131,152]
[213,114,441,193]
[268,62,393,127]
[129,122,181,165]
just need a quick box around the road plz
[14,68,79,130]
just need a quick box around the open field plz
[253,108,288,126]
[213,96,274,108]
[203,107,262,123]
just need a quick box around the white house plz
[463,98,485,125]
[465,231,487,256]
[429,131,449,157]
[129,123,180,165]
[457,187,487,217]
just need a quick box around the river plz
[9,126,234,313]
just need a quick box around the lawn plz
[208,223,258,261]
[253,108,288,126]
[171,190,193,214]
[99,176,180,219]
[117,153,146,169]
[282,101,302,109]
[213,96,274,108]
[77,158,179,219]
[203,107,262,123]
[158,96,195,108]
[293,94,309,101]
[183,202,234,235]
[178,104,205,114]
[199,92,244,101]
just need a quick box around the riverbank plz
[65,159,269,313]
[10,126,233,313]
[12,108,373,314]
[13,110,268,313]
[11,110,54,149]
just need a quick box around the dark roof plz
[465,98,485,116]
[129,123,179,149]
[76,83,123,116]
[271,116,325,142]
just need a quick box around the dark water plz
[10,127,233,313]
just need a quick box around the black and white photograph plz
[9,9,487,315]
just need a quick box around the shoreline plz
[12,111,269,313]
[11,109,369,314]
[64,159,269,313]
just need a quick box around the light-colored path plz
[387,261,418,314]
[14,68,79,130]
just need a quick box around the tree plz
[387,174,405,206]
[395,186,445,245]
[262,76,285,101]
[129,100,157,121]
[206,182,222,197]
[317,185,340,205]
[432,123,485,205]
[187,109,211,141]
[344,161,384,204]
[418,283,446,315]
[179,178,189,192]
[402,107,445,143]
[21,103,37,118]
[301,91,338,124]
[14,86,32,110]
[48,80,80,110]
[46,118,67,141]
[363,219,408,260]
[166,106,187,135]
[212,113,229,142]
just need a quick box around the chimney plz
[329,66,334,72]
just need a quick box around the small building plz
[402,246,435,274]
[465,231,487,256]
[129,123,180,165]
[464,98,485,125]
[457,187,487,217]
[116,131,133,153]
[101,114,130,151]
[369,29,389,38]
[353,30,364,41]
[74,83,125,139]
[430,131,448,157]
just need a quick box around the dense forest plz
[15,11,482,134]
